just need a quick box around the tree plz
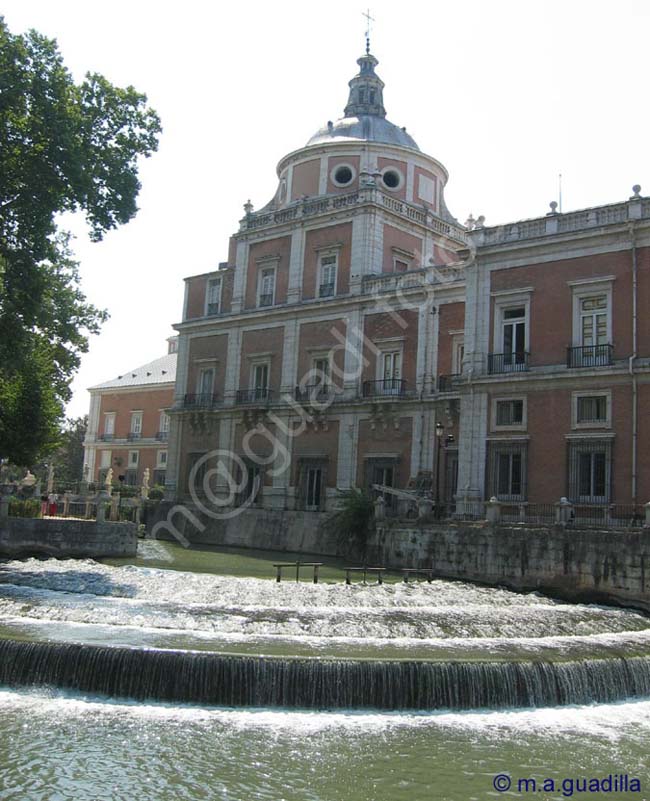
[0,18,161,464]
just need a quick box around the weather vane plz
[363,9,375,54]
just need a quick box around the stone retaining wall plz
[370,522,650,613]
[0,518,138,559]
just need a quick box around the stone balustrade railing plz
[240,189,469,246]
[476,197,648,246]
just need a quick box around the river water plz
[0,542,648,800]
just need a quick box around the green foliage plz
[328,489,375,558]
[0,18,161,465]
[148,486,165,501]
[8,497,40,518]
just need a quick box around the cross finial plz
[363,9,375,54]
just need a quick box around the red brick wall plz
[244,236,291,310]
[186,334,229,397]
[238,327,285,392]
[489,248,642,363]
[382,224,423,272]
[303,223,352,299]
[297,319,347,389]
[357,417,413,488]
[326,155,360,195]
[378,156,407,202]
[98,388,173,440]
[291,159,320,200]
[437,302,465,376]
[291,421,340,487]
[362,309,419,388]
[184,269,234,319]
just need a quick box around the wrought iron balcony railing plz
[235,387,274,404]
[155,431,169,441]
[126,432,142,441]
[295,384,334,403]
[437,374,460,392]
[362,378,408,398]
[318,283,335,298]
[566,344,613,368]
[258,293,274,308]
[183,393,220,409]
[98,433,114,441]
[206,302,220,316]
[487,352,530,374]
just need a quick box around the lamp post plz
[435,421,444,517]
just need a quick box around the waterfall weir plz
[1,551,650,710]
[2,639,650,709]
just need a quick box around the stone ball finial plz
[632,184,642,197]
[549,200,558,213]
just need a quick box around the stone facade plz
[164,49,650,515]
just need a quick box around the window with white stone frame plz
[491,290,532,373]
[257,265,276,307]
[568,278,613,367]
[492,397,526,431]
[205,276,222,316]
[318,253,337,298]
[487,441,528,501]
[567,439,612,503]
[572,391,611,429]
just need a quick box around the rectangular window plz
[488,442,527,501]
[496,399,524,427]
[568,440,611,503]
[128,450,139,467]
[312,357,330,388]
[580,296,608,347]
[306,467,323,510]
[258,267,275,307]
[130,412,142,435]
[199,368,214,396]
[381,350,402,395]
[577,396,607,424]
[205,277,222,316]
[502,307,526,367]
[251,362,270,400]
[103,413,115,437]
[157,450,168,468]
[159,411,170,433]
[100,451,112,468]
[318,255,337,298]
[125,470,138,486]
[394,259,409,273]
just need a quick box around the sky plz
[3,0,650,418]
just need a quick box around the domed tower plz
[235,48,467,295]
[174,48,470,512]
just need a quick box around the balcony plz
[362,379,408,398]
[206,302,220,316]
[487,352,530,374]
[437,374,460,392]
[155,431,169,441]
[258,293,274,308]
[183,393,220,409]
[295,384,334,404]
[318,283,335,298]
[126,432,142,441]
[98,433,114,442]
[235,387,274,405]
[566,344,613,369]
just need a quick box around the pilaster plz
[231,240,249,314]
[287,227,305,304]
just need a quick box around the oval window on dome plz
[331,164,355,187]
[382,169,402,190]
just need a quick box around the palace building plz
[129,48,650,513]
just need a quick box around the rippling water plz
[0,688,649,801]
[0,543,649,799]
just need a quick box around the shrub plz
[8,498,41,518]
[326,489,375,559]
